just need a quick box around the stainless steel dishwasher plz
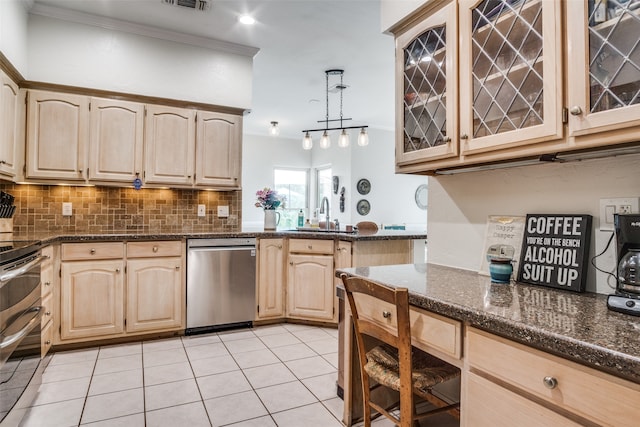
[186,238,256,334]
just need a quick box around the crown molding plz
[28,3,260,58]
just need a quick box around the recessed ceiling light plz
[239,15,255,25]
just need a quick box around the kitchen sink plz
[285,228,355,234]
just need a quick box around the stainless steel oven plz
[0,241,48,426]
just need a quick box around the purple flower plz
[255,187,285,210]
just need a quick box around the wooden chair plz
[341,274,460,427]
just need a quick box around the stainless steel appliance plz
[0,240,48,426]
[186,238,256,334]
[607,214,640,316]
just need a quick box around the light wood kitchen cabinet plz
[195,111,242,188]
[144,104,195,186]
[88,97,144,183]
[26,90,89,181]
[566,0,640,145]
[0,70,20,178]
[463,327,640,427]
[287,239,335,322]
[60,258,125,340]
[125,241,184,333]
[256,238,286,319]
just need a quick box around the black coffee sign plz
[517,214,592,293]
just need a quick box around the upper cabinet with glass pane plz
[395,2,458,166]
[393,0,640,174]
[567,0,640,143]
[459,0,563,154]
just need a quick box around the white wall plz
[350,128,427,230]
[0,0,29,73]
[428,154,640,294]
[243,128,428,232]
[26,14,253,108]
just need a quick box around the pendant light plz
[357,128,369,146]
[302,132,313,150]
[301,69,368,149]
[269,121,280,136]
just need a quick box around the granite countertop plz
[16,228,426,245]
[337,263,640,384]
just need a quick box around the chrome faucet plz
[319,197,330,230]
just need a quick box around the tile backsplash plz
[0,184,241,234]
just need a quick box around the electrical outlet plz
[217,205,229,218]
[62,202,72,217]
[599,197,640,230]
[197,204,206,217]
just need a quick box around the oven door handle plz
[0,255,48,288]
[0,306,43,349]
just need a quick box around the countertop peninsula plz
[337,263,640,384]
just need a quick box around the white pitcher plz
[264,209,280,230]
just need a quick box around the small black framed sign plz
[517,214,592,293]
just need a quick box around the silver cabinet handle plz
[443,137,451,142]
[45,311,51,316]
[44,281,51,287]
[569,106,582,116]
[543,376,558,389]
[175,266,180,270]
[153,246,159,253]
[460,134,469,140]
[382,311,391,319]
[115,268,121,273]
[90,248,96,255]
[278,244,283,249]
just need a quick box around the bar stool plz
[341,274,460,426]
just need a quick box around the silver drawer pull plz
[153,246,159,252]
[45,311,51,316]
[45,340,51,345]
[90,249,96,255]
[44,281,51,286]
[382,311,391,319]
[543,376,558,389]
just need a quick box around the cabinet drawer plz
[41,321,53,357]
[464,372,581,427]
[61,242,124,260]
[41,245,55,297]
[410,306,461,361]
[41,291,53,329]
[467,328,640,426]
[126,241,182,258]
[289,238,333,255]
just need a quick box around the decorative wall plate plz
[333,176,339,194]
[356,199,370,216]
[357,178,371,195]
[415,184,428,210]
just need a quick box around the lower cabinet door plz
[463,372,582,427]
[61,260,125,340]
[126,257,183,333]
[287,254,334,321]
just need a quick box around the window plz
[316,166,332,220]
[274,168,309,229]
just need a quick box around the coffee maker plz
[607,214,640,316]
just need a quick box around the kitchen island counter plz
[337,263,640,385]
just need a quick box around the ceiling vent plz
[161,0,211,12]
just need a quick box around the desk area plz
[337,263,640,427]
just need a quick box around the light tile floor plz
[20,324,345,427]
[20,324,459,427]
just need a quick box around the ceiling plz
[30,0,396,140]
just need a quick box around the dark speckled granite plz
[337,263,640,384]
[13,228,426,245]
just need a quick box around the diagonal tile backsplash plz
[0,183,241,234]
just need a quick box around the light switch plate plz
[217,205,229,218]
[62,202,72,217]
[197,204,206,217]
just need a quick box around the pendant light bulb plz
[320,130,331,149]
[338,129,350,148]
[302,132,313,150]
[357,128,369,146]
[269,121,280,136]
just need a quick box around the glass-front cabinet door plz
[459,0,563,155]
[395,2,458,166]
[567,0,640,137]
